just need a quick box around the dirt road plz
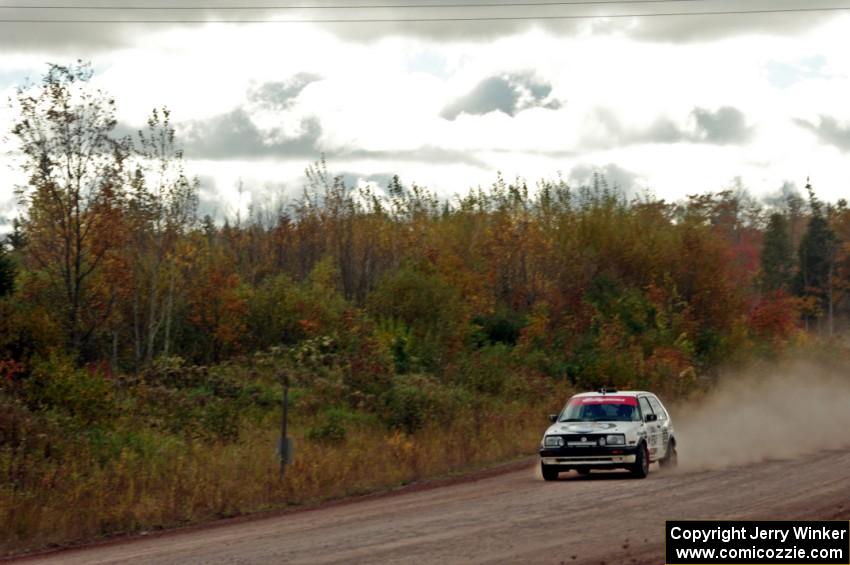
[17,449,850,565]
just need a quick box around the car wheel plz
[577,468,591,476]
[630,443,649,478]
[541,463,560,481]
[659,440,678,469]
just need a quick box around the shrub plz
[471,310,527,346]
[245,274,306,350]
[367,261,466,370]
[295,377,350,416]
[200,400,240,441]
[0,394,54,452]
[374,319,430,375]
[239,382,279,410]
[23,354,115,425]
[379,374,467,434]
[131,383,243,441]
[451,344,516,396]
[338,312,393,401]
[84,426,181,466]
[306,419,347,444]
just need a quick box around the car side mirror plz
[645,414,658,422]
[549,414,558,423]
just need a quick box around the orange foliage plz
[748,291,801,342]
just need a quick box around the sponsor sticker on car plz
[572,396,638,405]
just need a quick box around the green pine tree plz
[759,213,794,292]
[0,243,15,298]
[795,181,836,329]
[7,218,27,251]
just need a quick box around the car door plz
[638,396,661,460]
[648,395,671,458]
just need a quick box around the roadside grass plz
[0,385,566,555]
[12,339,835,555]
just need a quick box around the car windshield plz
[559,396,640,422]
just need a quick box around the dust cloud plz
[672,361,850,471]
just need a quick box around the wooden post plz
[279,371,290,479]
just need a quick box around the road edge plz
[4,455,537,562]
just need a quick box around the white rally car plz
[538,389,677,480]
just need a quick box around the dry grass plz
[1,397,559,556]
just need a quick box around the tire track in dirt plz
[13,448,850,565]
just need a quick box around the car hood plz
[545,421,638,435]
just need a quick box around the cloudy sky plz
[2,0,850,225]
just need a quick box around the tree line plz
[2,61,849,389]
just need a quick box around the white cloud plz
[2,11,850,222]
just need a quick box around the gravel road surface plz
[15,449,850,565]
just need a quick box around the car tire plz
[577,468,591,476]
[659,440,678,469]
[541,463,560,481]
[630,442,650,479]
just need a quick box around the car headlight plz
[605,434,625,445]
[543,435,564,448]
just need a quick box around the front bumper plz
[539,445,639,468]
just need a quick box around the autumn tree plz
[828,199,850,331]
[11,61,128,357]
[126,107,198,368]
[183,238,247,363]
